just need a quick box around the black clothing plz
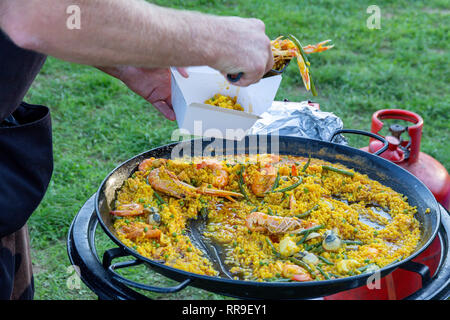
[0,30,53,300]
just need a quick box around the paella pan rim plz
[94,135,440,296]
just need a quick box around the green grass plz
[25,0,449,299]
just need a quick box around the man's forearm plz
[0,0,224,68]
[1,0,273,86]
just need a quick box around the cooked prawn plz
[196,159,229,188]
[120,223,161,241]
[110,203,144,217]
[147,167,197,199]
[147,167,244,199]
[259,154,281,167]
[282,264,312,281]
[271,35,333,96]
[251,165,278,197]
[303,40,334,54]
[271,37,333,62]
[245,211,313,234]
[138,157,167,172]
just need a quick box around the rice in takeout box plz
[170,66,282,139]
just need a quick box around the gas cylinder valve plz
[361,109,450,210]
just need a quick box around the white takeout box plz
[171,66,282,139]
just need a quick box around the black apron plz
[0,30,53,299]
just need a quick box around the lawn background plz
[23,0,449,299]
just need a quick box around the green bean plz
[267,207,274,216]
[316,265,330,280]
[271,177,303,193]
[311,246,324,254]
[288,257,315,277]
[321,165,355,177]
[296,204,319,219]
[266,237,280,258]
[271,172,280,191]
[318,256,334,266]
[309,74,318,97]
[288,35,310,64]
[302,157,311,172]
[288,34,318,97]
[145,176,166,204]
[357,265,369,273]
[153,191,166,205]
[238,166,250,201]
[296,230,310,245]
[297,224,325,236]
[304,242,322,251]
[343,240,363,245]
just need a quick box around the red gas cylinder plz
[361,109,450,210]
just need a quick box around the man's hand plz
[210,17,274,87]
[99,66,181,121]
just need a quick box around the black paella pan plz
[95,132,440,299]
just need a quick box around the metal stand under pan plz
[67,195,450,300]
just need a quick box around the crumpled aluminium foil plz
[248,100,347,145]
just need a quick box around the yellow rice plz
[111,154,421,281]
[204,94,244,111]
